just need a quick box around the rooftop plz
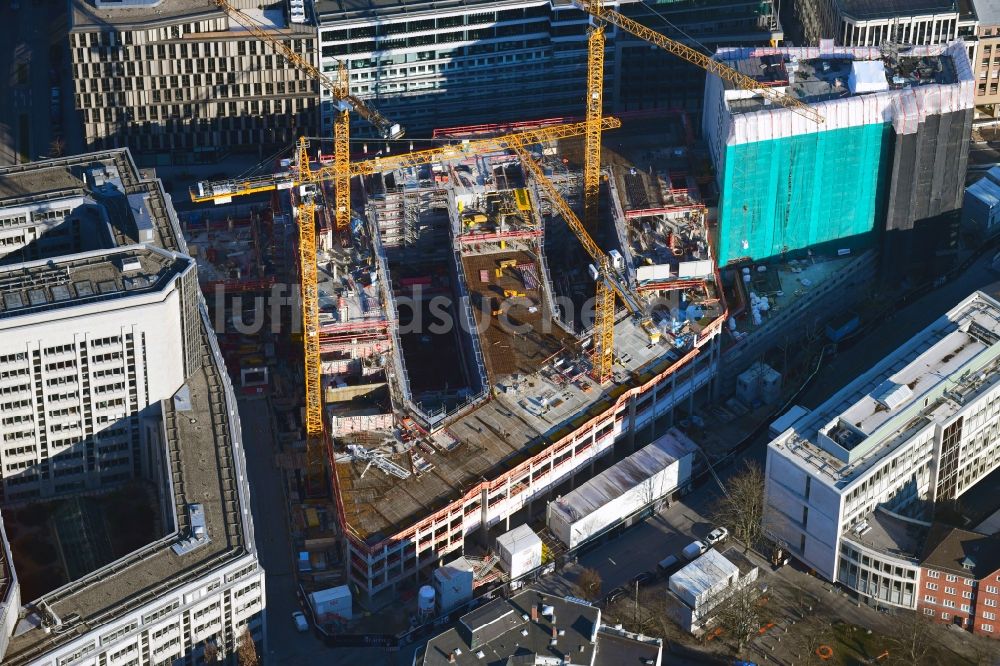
[0,149,255,665]
[726,51,959,114]
[669,549,740,605]
[70,0,220,29]
[0,151,185,254]
[418,589,600,666]
[842,507,928,561]
[314,0,512,23]
[835,0,964,21]
[0,247,191,321]
[771,291,1000,487]
[975,0,1000,26]
[920,523,1000,578]
[69,0,312,33]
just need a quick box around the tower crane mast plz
[210,0,402,488]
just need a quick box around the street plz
[0,0,81,165]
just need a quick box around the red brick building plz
[917,524,1000,638]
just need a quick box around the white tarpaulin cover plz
[848,60,889,94]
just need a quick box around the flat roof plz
[0,151,185,255]
[548,429,697,527]
[835,0,961,21]
[315,0,533,24]
[974,0,1000,25]
[726,51,959,114]
[771,291,1000,488]
[70,0,221,29]
[0,247,191,320]
[842,507,927,561]
[670,549,740,601]
[4,317,254,665]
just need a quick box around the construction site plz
[175,0,881,640]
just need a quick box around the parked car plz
[292,611,309,632]
[631,571,657,587]
[605,586,628,605]
[656,554,680,575]
[706,526,729,546]
[682,540,708,560]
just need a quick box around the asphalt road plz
[0,0,79,165]
[239,398,418,666]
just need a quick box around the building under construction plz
[297,127,727,603]
[704,40,974,275]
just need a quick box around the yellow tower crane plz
[583,0,605,234]
[190,119,622,204]
[190,119,621,473]
[212,0,401,231]
[211,0,401,488]
[575,0,824,236]
[512,146,654,384]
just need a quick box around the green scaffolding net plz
[717,122,893,265]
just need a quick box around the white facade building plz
[0,152,264,665]
[764,290,1000,609]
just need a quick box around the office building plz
[797,0,978,48]
[315,0,783,137]
[764,291,1000,610]
[68,0,319,162]
[0,151,264,665]
[972,0,1000,117]
[703,41,974,269]
[917,524,1000,638]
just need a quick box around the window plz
[946,574,958,582]
[927,583,939,591]
[985,598,998,607]
[962,604,971,612]
[942,612,951,620]
[983,624,994,633]
[927,570,940,579]
[963,591,973,599]
[924,594,937,603]
[987,585,999,594]
[945,587,956,595]
[923,608,935,616]
[984,612,997,621]
[943,600,956,608]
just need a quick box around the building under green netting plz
[716,122,893,265]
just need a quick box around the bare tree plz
[202,641,219,664]
[786,617,833,664]
[48,138,65,158]
[885,611,934,666]
[712,460,765,550]
[237,627,259,666]
[712,581,763,655]
[575,567,603,602]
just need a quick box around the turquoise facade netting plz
[716,122,893,265]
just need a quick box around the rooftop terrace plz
[771,291,1000,487]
